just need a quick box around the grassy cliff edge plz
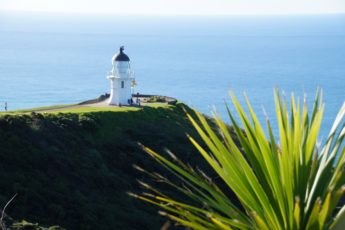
[0,103,217,229]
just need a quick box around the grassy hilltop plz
[0,102,220,229]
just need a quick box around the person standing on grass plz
[4,102,7,111]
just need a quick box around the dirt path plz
[35,99,140,112]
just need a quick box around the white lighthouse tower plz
[107,46,135,105]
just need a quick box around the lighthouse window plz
[121,81,124,88]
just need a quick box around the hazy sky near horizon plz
[1,0,345,15]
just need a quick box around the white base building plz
[107,46,135,106]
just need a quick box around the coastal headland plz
[0,95,232,229]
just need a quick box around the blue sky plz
[1,0,345,15]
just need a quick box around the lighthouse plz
[107,46,135,105]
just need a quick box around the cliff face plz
[0,104,210,229]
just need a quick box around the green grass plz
[40,106,141,114]
[0,102,171,115]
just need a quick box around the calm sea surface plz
[0,13,344,137]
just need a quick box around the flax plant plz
[132,89,345,230]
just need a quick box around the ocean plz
[0,12,344,138]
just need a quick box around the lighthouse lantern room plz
[107,46,135,105]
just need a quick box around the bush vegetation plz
[136,90,345,229]
[0,103,217,229]
[146,96,167,103]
